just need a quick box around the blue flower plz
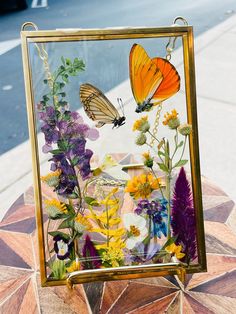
[134,198,168,239]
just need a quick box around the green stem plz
[164,140,172,240]
[172,136,187,170]
[170,129,179,160]
[148,130,160,143]
[150,168,165,199]
[46,218,52,263]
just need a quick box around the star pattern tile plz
[0,154,235,313]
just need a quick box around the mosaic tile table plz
[0,165,236,313]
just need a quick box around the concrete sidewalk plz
[1,14,236,219]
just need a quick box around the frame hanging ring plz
[166,16,188,60]
[21,22,38,32]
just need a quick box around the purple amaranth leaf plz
[82,235,101,269]
[171,167,197,264]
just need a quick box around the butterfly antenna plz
[117,97,125,116]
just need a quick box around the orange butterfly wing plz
[129,44,163,106]
[151,57,180,104]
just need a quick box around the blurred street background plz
[1,0,236,213]
[0,0,236,154]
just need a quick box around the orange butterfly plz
[129,44,180,113]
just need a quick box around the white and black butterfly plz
[80,83,126,128]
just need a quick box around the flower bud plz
[135,133,147,146]
[178,123,192,136]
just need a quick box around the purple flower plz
[53,235,73,260]
[134,199,167,238]
[82,235,101,269]
[171,167,197,264]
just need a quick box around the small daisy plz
[123,213,148,249]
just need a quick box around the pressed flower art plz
[22,23,205,286]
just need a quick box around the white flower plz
[123,213,148,249]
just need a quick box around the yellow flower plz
[165,243,185,259]
[44,199,68,218]
[178,123,192,136]
[133,116,150,132]
[125,173,160,199]
[142,151,154,168]
[41,169,61,187]
[163,109,180,129]
[100,240,125,267]
[74,213,92,233]
[66,259,80,273]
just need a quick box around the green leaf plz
[50,149,64,155]
[61,56,65,65]
[161,236,178,250]
[84,196,99,206]
[43,79,48,84]
[178,141,184,148]
[173,159,188,168]
[58,217,74,229]
[158,151,165,158]
[71,157,79,166]
[48,231,71,240]
[65,58,71,65]
[157,163,169,172]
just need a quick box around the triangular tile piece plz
[131,277,178,289]
[119,153,132,165]
[0,278,30,313]
[0,239,30,269]
[191,269,236,298]
[37,281,79,313]
[189,291,236,313]
[187,255,236,289]
[83,281,104,314]
[201,177,227,196]
[0,270,31,303]
[0,217,36,234]
[0,231,35,269]
[166,292,181,313]
[128,292,178,314]
[109,282,177,314]
[165,275,181,288]
[184,292,215,314]
[205,221,236,255]
[205,234,236,255]
[182,294,195,314]
[0,205,35,227]
[0,277,27,302]
[203,195,232,211]
[18,279,38,313]
[2,194,24,220]
[52,283,89,313]
[100,280,129,314]
[204,200,234,222]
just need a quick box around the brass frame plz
[21,24,207,287]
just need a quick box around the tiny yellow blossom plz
[165,243,185,259]
[66,259,80,273]
[163,109,180,129]
[133,116,150,132]
[74,213,92,233]
[101,241,124,267]
[44,199,68,218]
[41,169,61,187]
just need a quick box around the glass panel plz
[27,32,200,283]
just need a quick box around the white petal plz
[126,238,137,249]
[123,213,135,228]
